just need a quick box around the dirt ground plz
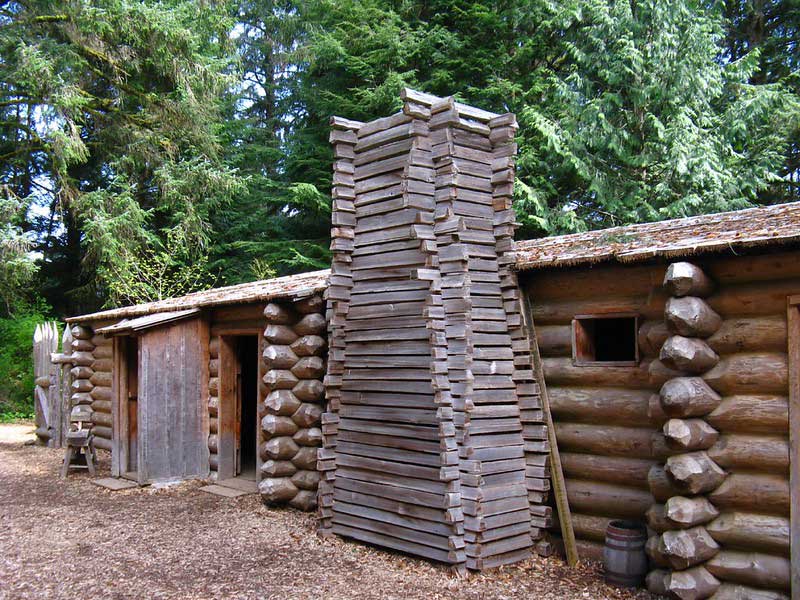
[0,422,655,600]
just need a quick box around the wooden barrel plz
[603,520,648,588]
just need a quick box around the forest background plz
[0,0,798,416]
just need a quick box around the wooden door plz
[126,336,139,473]
[235,357,243,476]
[136,317,210,484]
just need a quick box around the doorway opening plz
[122,335,139,479]
[219,335,259,482]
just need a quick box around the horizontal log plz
[91,400,111,413]
[660,336,719,373]
[560,452,654,489]
[664,495,720,529]
[660,377,721,417]
[708,434,789,474]
[535,325,571,356]
[667,566,721,600]
[704,250,800,284]
[658,526,720,570]
[665,296,722,338]
[703,353,788,395]
[90,371,111,387]
[548,386,652,427]
[706,550,790,591]
[648,464,687,502]
[527,263,664,302]
[92,345,112,359]
[92,411,112,427]
[664,262,714,298]
[89,386,111,402]
[665,451,727,495]
[565,479,653,519]
[554,422,655,459]
[638,321,670,358]
[92,425,112,440]
[707,316,787,354]
[91,358,112,372]
[706,395,788,435]
[293,294,324,314]
[93,437,112,451]
[706,512,790,555]
[530,293,666,325]
[708,474,789,516]
[263,302,294,325]
[663,418,719,451]
[710,583,789,600]
[212,303,265,323]
[648,359,684,387]
[707,278,800,318]
[543,358,652,388]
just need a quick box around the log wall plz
[524,250,799,598]
[89,322,114,451]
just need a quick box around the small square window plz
[572,314,639,366]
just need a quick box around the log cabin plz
[58,89,800,597]
[64,270,328,510]
[515,202,800,599]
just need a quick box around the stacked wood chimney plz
[319,89,548,572]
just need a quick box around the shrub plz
[0,310,52,419]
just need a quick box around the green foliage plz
[0,194,38,316]
[0,308,49,419]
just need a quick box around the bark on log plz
[290,335,327,357]
[648,464,686,502]
[666,566,721,600]
[560,452,654,489]
[261,415,299,436]
[702,353,788,396]
[292,403,322,428]
[293,427,322,447]
[706,550,791,591]
[639,321,670,358]
[548,386,652,427]
[660,377,722,418]
[665,452,727,495]
[706,395,789,435]
[261,436,299,460]
[710,583,789,600]
[664,418,719,451]
[664,262,714,298]
[291,356,325,379]
[263,302,294,324]
[553,422,655,459]
[259,477,299,503]
[294,313,326,335]
[263,345,299,370]
[706,512,790,554]
[263,324,298,345]
[707,316,787,355]
[660,336,719,374]
[294,294,325,314]
[658,526,720,569]
[708,474,789,517]
[292,379,325,402]
[708,434,789,474]
[264,390,302,416]
[291,446,318,470]
[665,496,719,528]
[666,297,722,338]
[565,479,653,518]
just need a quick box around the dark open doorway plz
[218,334,259,481]
[237,335,258,479]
